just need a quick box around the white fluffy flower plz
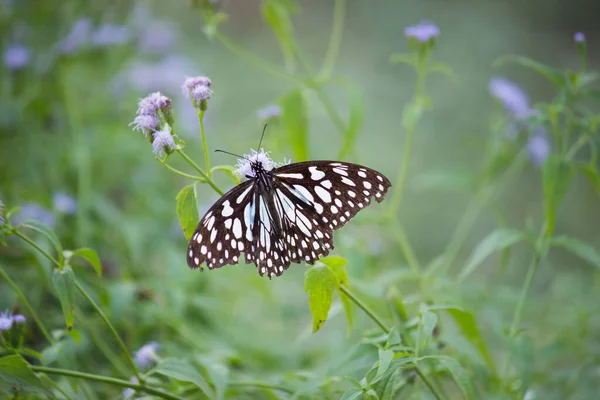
[234,148,278,178]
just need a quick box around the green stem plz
[176,149,224,196]
[30,366,183,400]
[73,281,142,384]
[13,230,61,269]
[415,368,443,400]
[198,110,211,173]
[0,265,54,344]
[393,224,421,276]
[566,135,588,160]
[215,32,305,85]
[229,380,294,394]
[41,373,74,400]
[388,120,417,214]
[159,159,205,181]
[319,0,346,79]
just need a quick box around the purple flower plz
[12,314,26,324]
[140,23,179,54]
[182,76,212,108]
[123,376,139,399]
[53,192,77,214]
[257,105,281,121]
[404,21,440,42]
[574,32,586,43]
[3,45,31,70]
[152,128,175,156]
[58,18,92,54]
[0,310,23,330]
[91,23,132,47]
[191,85,213,103]
[130,114,161,137]
[527,129,551,166]
[136,92,172,116]
[182,76,212,94]
[13,203,56,228]
[488,78,531,119]
[135,341,160,367]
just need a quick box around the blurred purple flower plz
[182,76,212,94]
[488,78,531,119]
[574,32,585,43]
[91,23,132,47]
[58,18,92,54]
[135,341,160,367]
[152,128,175,156]
[257,105,281,121]
[3,45,31,70]
[123,376,139,399]
[0,310,13,331]
[12,314,26,324]
[527,129,551,166]
[404,21,440,42]
[136,92,172,116]
[13,203,56,228]
[130,114,161,137]
[53,192,77,214]
[0,201,5,226]
[191,85,213,104]
[182,75,213,109]
[139,22,179,54]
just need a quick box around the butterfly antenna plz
[257,124,268,151]
[215,149,245,159]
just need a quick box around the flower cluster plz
[404,21,440,43]
[182,76,213,111]
[131,92,176,156]
[0,309,26,331]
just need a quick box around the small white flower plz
[152,128,175,156]
[0,310,14,331]
[130,114,161,137]
[136,92,171,116]
[182,76,212,95]
[234,148,278,178]
[191,85,213,104]
[134,342,160,367]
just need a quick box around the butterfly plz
[186,149,391,278]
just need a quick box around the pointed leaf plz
[459,229,525,281]
[304,264,337,332]
[495,55,566,87]
[321,256,353,333]
[176,184,200,241]
[151,358,215,399]
[0,355,48,394]
[418,307,438,348]
[543,155,574,235]
[446,309,496,375]
[376,349,394,377]
[435,356,476,400]
[280,90,309,161]
[551,236,600,269]
[577,162,600,199]
[389,53,416,68]
[52,266,76,330]
[340,389,363,400]
[68,248,102,276]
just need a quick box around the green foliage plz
[304,264,338,332]
[176,183,200,241]
[52,266,76,330]
[280,89,309,161]
[542,155,574,235]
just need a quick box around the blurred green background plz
[1,0,599,398]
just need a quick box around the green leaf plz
[459,229,525,281]
[446,309,497,375]
[495,55,566,87]
[376,349,394,377]
[401,97,426,131]
[543,155,574,235]
[320,256,353,333]
[304,264,338,332]
[418,306,438,348]
[551,236,600,269]
[280,90,309,161]
[340,389,363,400]
[576,162,600,199]
[389,53,416,68]
[509,335,534,395]
[52,266,76,330]
[203,362,228,400]
[176,184,200,241]
[262,0,297,69]
[335,78,364,158]
[151,358,215,399]
[67,248,102,277]
[21,220,63,265]
[429,62,459,83]
[211,165,241,185]
[374,367,404,400]
[435,356,476,400]
[0,355,48,394]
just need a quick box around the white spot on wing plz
[222,200,233,217]
[232,218,243,239]
[309,166,325,180]
[277,172,304,179]
[314,186,331,203]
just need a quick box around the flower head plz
[130,114,161,137]
[182,76,212,110]
[404,21,440,42]
[182,76,212,94]
[58,18,92,54]
[91,23,132,47]
[488,78,531,119]
[12,314,26,324]
[527,129,551,166]
[136,92,172,116]
[53,192,77,214]
[152,128,175,156]
[234,149,278,178]
[574,32,586,43]
[0,310,13,331]
[191,85,213,103]
[257,105,281,121]
[3,45,31,70]
[135,341,160,367]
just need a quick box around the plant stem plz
[198,110,211,174]
[176,149,224,196]
[0,265,54,344]
[319,0,346,79]
[415,368,443,400]
[229,380,294,394]
[159,159,205,181]
[388,120,418,214]
[13,230,61,269]
[393,224,421,276]
[73,280,142,383]
[30,366,183,400]
[339,284,389,333]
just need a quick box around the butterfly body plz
[187,150,391,278]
